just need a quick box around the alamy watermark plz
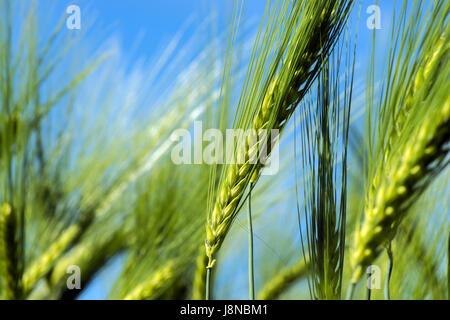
[66,265,81,290]
[366,5,381,30]
[367,265,381,290]
[66,5,81,30]
[170,121,279,176]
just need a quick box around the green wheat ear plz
[47,226,126,299]
[351,0,450,284]
[353,70,449,284]
[206,0,353,272]
[123,261,175,300]
[0,203,22,299]
[258,259,309,300]
[22,224,81,295]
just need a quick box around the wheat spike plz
[49,229,125,296]
[22,224,81,295]
[0,203,22,299]
[370,35,447,198]
[206,0,353,270]
[123,261,175,300]
[352,97,449,283]
[351,5,450,283]
[257,259,308,300]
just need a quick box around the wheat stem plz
[192,247,208,300]
[384,243,393,300]
[346,282,355,300]
[248,183,255,300]
[205,267,211,300]
[366,273,372,300]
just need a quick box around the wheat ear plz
[257,259,308,300]
[22,224,80,295]
[351,11,450,281]
[352,97,449,283]
[0,203,22,299]
[123,261,175,300]
[49,229,125,296]
[206,0,353,270]
[370,35,447,195]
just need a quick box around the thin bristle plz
[300,41,354,299]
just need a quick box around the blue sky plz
[37,1,395,66]
[38,0,267,63]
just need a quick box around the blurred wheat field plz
[0,0,448,301]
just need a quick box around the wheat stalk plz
[205,0,353,271]
[192,247,208,300]
[257,259,308,300]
